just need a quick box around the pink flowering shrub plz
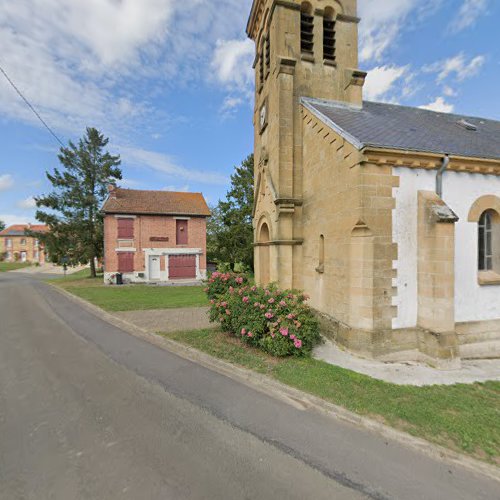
[205,272,320,357]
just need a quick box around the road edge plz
[48,282,500,483]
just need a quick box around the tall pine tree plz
[34,128,122,277]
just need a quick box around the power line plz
[0,63,65,147]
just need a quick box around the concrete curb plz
[48,283,500,483]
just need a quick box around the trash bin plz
[116,273,123,285]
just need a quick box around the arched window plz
[478,210,494,271]
[323,8,336,62]
[300,3,314,54]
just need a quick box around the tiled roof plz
[302,98,500,161]
[0,224,49,236]
[102,188,211,216]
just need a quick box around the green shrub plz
[205,272,320,357]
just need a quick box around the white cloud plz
[425,53,485,83]
[363,65,408,100]
[16,197,37,210]
[0,0,253,135]
[449,0,488,32]
[0,214,30,226]
[443,86,458,97]
[121,146,228,186]
[419,97,455,113]
[163,184,190,192]
[358,0,446,62]
[0,174,14,191]
[210,38,254,96]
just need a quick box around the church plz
[247,0,500,368]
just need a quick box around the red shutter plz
[117,252,135,273]
[117,218,134,239]
[176,220,188,245]
[169,255,196,279]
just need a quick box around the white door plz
[149,255,161,280]
[20,252,27,262]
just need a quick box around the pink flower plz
[241,328,247,335]
[271,333,276,338]
[290,334,296,340]
[210,299,215,304]
[287,313,295,320]
[265,312,274,319]
[279,327,289,336]
[260,304,266,310]
[247,332,253,338]
[265,289,271,296]
[225,309,231,316]
[294,321,302,328]
[254,302,260,308]
[235,277,244,284]
[251,286,257,292]
[221,301,227,308]
[242,296,249,303]
[268,298,275,304]
[279,300,287,307]
[229,286,234,293]
[294,339,302,349]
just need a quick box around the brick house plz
[0,224,48,264]
[102,187,210,284]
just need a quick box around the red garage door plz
[169,255,196,279]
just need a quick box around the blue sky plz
[0,0,498,226]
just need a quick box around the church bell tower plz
[247,0,366,287]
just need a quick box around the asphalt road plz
[0,273,498,500]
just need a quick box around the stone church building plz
[247,0,500,367]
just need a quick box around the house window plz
[117,252,134,273]
[176,220,188,245]
[20,239,26,246]
[6,251,12,260]
[323,9,336,62]
[478,210,494,271]
[6,238,12,248]
[300,3,314,55]
[117,218,134,239]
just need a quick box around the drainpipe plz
[436,155,450,198]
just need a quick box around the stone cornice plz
[254,239,304,247]
[363,148,500,176]
[247,0,300,38]
[337,13,361,24]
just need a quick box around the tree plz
[0,220,5,232]
[208,155,254,271]
[33,128,122,277]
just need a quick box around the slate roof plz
[302,98,500,161]
[0,224,48,237]
[102,188,211,217]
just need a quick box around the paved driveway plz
[0,272,498,500]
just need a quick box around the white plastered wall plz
[392,167,500,328]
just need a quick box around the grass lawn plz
[163,328,500,465]
[0,262,33,272]
[50,270,208,312]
